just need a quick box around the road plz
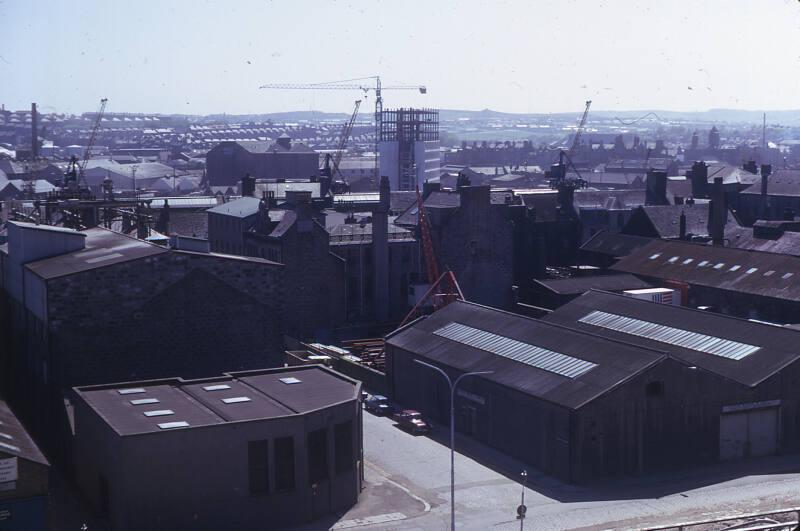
[322,411,800,530]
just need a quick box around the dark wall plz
[206,143,319,186]
[73,396,361,530]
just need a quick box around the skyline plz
[3,0,800,116]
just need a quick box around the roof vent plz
[279,377,302,385]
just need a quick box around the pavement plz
[319,411,800,531]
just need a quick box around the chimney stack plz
[743,160,757,175]
[645,169,668,206]
[31,102,39,158]
[689,161,709,199]
[679,210,687,240]
[241,173,256,197]
[372,176,390,322]
[709,176,726,246]
[760,164,772,196]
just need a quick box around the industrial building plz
[0,221,285,459]
[378,108,440,191]
[205,135,318,187]
[0,399,50,531]
[611,238,800,322]
[72,365,362,531]
[386,297,800,482]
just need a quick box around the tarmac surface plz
[306,411,800,531]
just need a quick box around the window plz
[668,256,679,263]
[698,260,709,267]
[334,421,354,475]
[307,428,328,484]
[729,265,741,272]
[682,258,694,265]
[783,273,794,280]
[649,253,661,260]
[143,410,174,417]
[746,267,758,274]
[274,437,295,491]
[713,263,725,269]
[280,377,302,385]
[248,440,269,495]
[222,397,251,404]
[764,270,775,277]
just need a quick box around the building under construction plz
[378,108,440,191]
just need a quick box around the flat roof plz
[74,366,359,436]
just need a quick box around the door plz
[720,407,778,460]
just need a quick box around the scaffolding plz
[380,108,439,191]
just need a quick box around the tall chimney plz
[709,177,726,246]
[31,102,39,158]
[645,169,668,206]
[241,173,256,197]
[760,164,772,196]
[679,210,687,240]
[689,161,709,199]
[372,176,390,321]
[743,160,757,175]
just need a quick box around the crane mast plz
[81,98,108,179]
[568,100,591,159]
[331,99,362,182]
[260,77,426,182]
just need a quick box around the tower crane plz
[259,77,427,178]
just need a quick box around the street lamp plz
[518,470,528,530]
[414,359,493,531]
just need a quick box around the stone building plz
[205,135,318,187]
[0,221,285,459]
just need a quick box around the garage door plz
[720,406,778,461]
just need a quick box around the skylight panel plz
[729,265,741,272]
[221,397,252,404]
[130,398,160,406]
[279,377,302,385]
[713,263,725,270]
[698,260,709,267]
[649,253,662,260]
[579,311,759,360]
[668,256,679,263]
[783,273,794,280]
[0,441,20,453]
[118,388,146,395]
[143,410,174,417]
[203,384,231,391]
[158,421,189,430]
[764,270,775,277]
[433,322,596,379]
[682,258,694,265]
[746,267,758,274]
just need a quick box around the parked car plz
[393,410,431,434]
[364,395,392,415]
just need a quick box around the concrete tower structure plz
[378,108,440,191]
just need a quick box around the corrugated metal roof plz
[612,239,800,303]
[387,300,666,410]
[543,290,800,387]
[533,274,652,295]
[0,399,49,465]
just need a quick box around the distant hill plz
[197,108,800,125]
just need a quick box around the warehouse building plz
[206,135,318,187]
[611,238,800,322]
[386,299,800,482]
[72,365,362,531]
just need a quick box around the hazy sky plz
[3,0,800,115]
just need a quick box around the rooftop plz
[74,366,359,436]
[543,290,800,387]
[0,399,49,465]
[387,300,666,410]
[612,239,800,303]
[206,196,262,218]
[533,274,652,296]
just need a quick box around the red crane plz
[398,188,464,327]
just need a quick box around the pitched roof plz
[543,290,800,387]
[726,226,800,256]
[533,274,652,296]
[387,300,666,410]
[580,231,653,259]
[628,203,739,239]
[612,239,800,303]
[206,196,262,218]
[741,169,800,197]
[0,399,49,465]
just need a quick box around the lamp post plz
[414,359,492,531]
[518,470,528,530]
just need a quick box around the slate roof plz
[612,239,800,302]
[726,226,800,256]
[236,139,315,154]
[741,169,800,197]
[387,300,666,410]
[74,366,359,436]
[706,165,760,186]
[580,231,653,259]
[329,222,414,244]
[206,196,262,218]
[543,290,800,387]
[0,399,49,465]
[627,203,739,239]
[533,274,652,296]
[574,189,646,210]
